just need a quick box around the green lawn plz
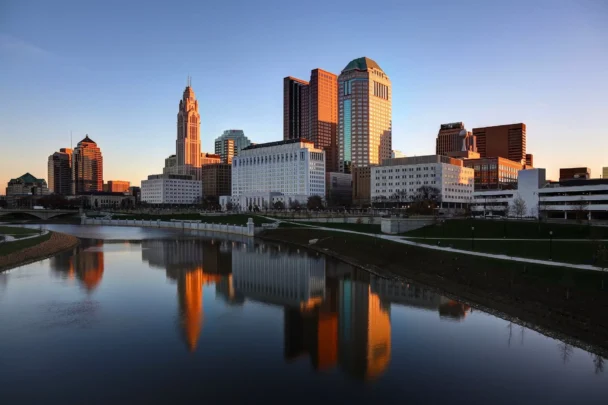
[0,232,52,256]
[111,213,273,226]
[403,218,608,240]
[0,226,41,239]
[412,238,608,266]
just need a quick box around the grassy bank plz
[404,218,608,240]
[414,238,607,266]
[259,228,608,353]
[292,221,381,233]
[0,232,52,256]
[108,213,273,226]
[0,226,41,239]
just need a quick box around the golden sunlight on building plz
[316,312,338,371]
[74,243,105,292]
[365,288,391,380]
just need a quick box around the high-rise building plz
[214,129,251,163]
[201,163,232,199]
[559,167,591,181]
[338,57,392,173]
[473,123,526,163]
[352,166,373,206]
[176,82,201,167]
[104,180,130,193]
[283,77,309,141]
[222,139,235,164]
[72,135,103,194]
[48,148,72,195]
[435,122,477,156]
[283,69,338,172]
[526,154,534,167]
[391,150,405,159]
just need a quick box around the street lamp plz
[471,226,475,250]
[549,231,553,260]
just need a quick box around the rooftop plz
[241,138,314,151]
[342,57,383,73]
[78,134,96,144]
[9,172,44,184]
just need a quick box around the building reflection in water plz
[139,237,470,377]
[50,239,105,292]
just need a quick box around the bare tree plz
[557,342,573,364]
[591,354,605,374]
[511,195,527,218]
[573,197,588,223]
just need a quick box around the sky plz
[1,0,607,190]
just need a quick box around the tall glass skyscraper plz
[338,57,392,173]
[72,135,103,194]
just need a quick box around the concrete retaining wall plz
[381,218,434,234]
[81,218,256,237]
[290,216,383,224]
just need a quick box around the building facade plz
[104,180,130,193]
[435,122,477,156]
[559,167,590,181]
[48,148,72,195]
[230,139,325,210]
[283,69,338,172]
[72,135,103,194]
[472,123,526,163]
[214,129,252,163]
[141,174,202,205]
[83,192,135,209]
[326,172,352,207]
[352,166,373,206]
[338,57,391,173]
[391,150,405,159]
[463,157,523,190]
[202,163,232,199]
[371,156,474,209]
[5,173,50,207]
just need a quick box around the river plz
[0,224,606,404]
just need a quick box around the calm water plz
[0,225,606,404]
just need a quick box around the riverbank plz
[0,231,80,272]
[259,228,608,356]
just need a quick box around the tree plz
[226,202,234,212]
[307,195,323,211]
[273,200,284,210]
[511,195,527,218]
[289,200,301,211]
[573,197,588,223]
[409,186,441,215]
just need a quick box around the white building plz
[230,139,325,210]
[471,168,608,220]
[141,174,202,205]
[371,155,474,209]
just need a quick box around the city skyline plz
[1,0,607,190]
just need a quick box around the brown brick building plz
[283,69,338,172]
[559,167,590,181]
[463,157,523,190]
[202,163,231,199]
[473,123,526,163]
[435,122,477,156]
[352,166,373,206]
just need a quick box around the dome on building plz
[342,57,383,73]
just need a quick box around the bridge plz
[0,209,79,220]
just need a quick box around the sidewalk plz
[261,217,606,272]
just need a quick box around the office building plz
[201,153,221,166]
[435,122,477,156]
[338,57,392,173]
[526,154,534,167]
[326,172,352,207]
[230,139,325,210]
[81,192,135,209]
[559,167,590,181]
[221,139,235,164]
[283,69,338,172]
[202,163,231,199]
[103,180,130,193]
[391,150,405,159]
[72,135,103,194]
[5,172,49,207]
[603,167,608,179]
[141,174,202,205]
[214,129,251,163]
[463,157,523,190]
[48,148,72,195]
[352,166,373,206]
[473,123,526,163]
[284,77,310,141]
[128,186,141,204]
[176,81,201,168]
[372,156,474,209]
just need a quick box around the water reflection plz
[50,240,105,292]
[138,238,468,381]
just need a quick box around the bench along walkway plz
[261,217,606,272]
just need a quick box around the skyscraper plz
[283,69,338,172]
[176,81,201,167]
[48,148,72,195]
[72,135,103,194]
[473,123,526,163]
[338,57,392,173]
[214,129,251,163]
[435,122,477,157]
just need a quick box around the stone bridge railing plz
[81,217,256,237]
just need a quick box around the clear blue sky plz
[1,0,607,189]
